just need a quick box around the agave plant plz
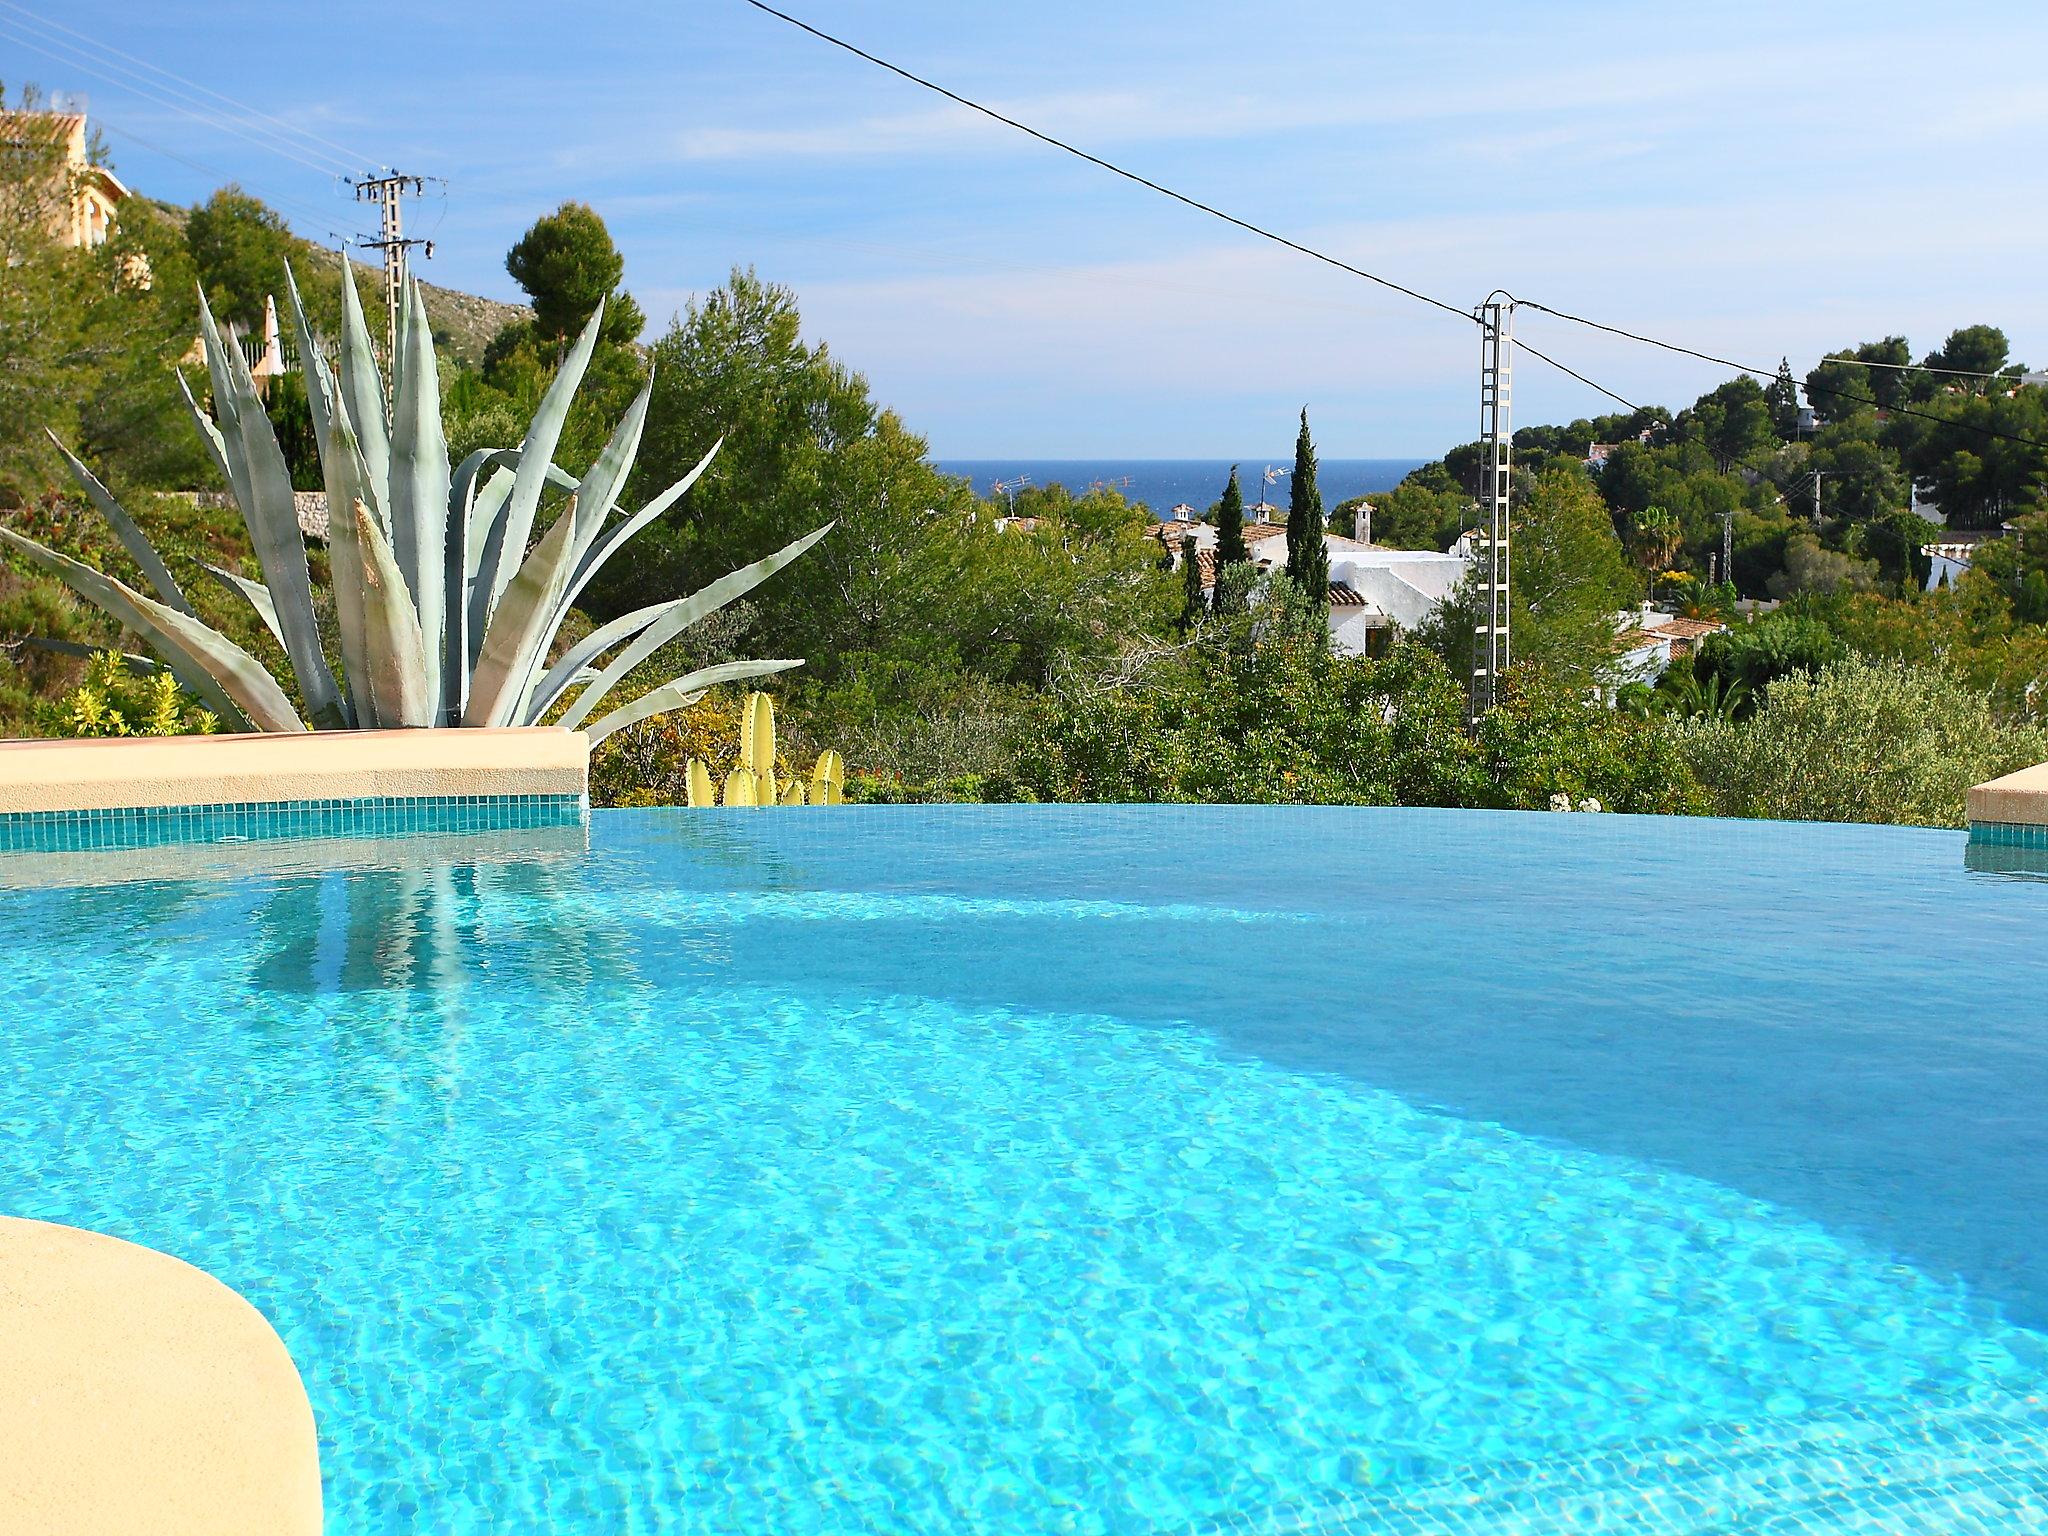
[0,259,829,742]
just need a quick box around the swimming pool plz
[3,806,2045,1532]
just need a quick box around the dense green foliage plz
[0,87,210,502]
[1681,658,2048,827]
[504,201,644,349]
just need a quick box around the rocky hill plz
[143,197,530,369]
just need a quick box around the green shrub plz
[1476,675,1708,814]
[1681,657,2048,827]
[57,650,218,737]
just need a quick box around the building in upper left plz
[2,108,132,249]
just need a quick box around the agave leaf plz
[46,432,193,616]
[0,525,301,732]
[463,456,583,651]
[458,451,574,578]
[557,521,833,733]
[336,255,390,498]
[585,659,804,747]
[284,264,367,727]
[470,303,604,643]
[197,287,347,729]
[388,278,450,716]
[174,371,233,488]
[22,636,162,675]
[463,497,580,728]
[196,560,286,651]
[523,597,679,725]
[350,499,435,728]
[568,377,651,559]
[563,436,722,615]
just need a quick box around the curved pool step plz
[1198,1394,2048,1536]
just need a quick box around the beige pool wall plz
[0,1216,322,1535]
[0,726,588,815]
[1968,761,2048,829]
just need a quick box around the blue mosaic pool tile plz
[1186,1393,2048,1535]
[0,793,587,854]
[1967,819,2048,849]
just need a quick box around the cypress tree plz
[1767,357,1802,439]
[1288,407,1330,603]
[1179,533,1204,632]
[1216,464,1249,565]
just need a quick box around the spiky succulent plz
[1,259,828,741]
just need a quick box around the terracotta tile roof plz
[1613,629,1669,652]
[1328,583,1368,607]
[1653,616,1727,641]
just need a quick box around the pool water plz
[3,807,2045,1533]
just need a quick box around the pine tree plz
[1179,533,1204,632]
[1216,464,1249,564]
[1288,408,1330,603]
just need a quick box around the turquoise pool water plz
[2,806,2045,1533]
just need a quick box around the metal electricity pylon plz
[1469,294,1514,722]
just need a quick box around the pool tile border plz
[1966,819,2048,849]
[0,793,588,854]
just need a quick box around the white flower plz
[1548,792,1573,812]
[1578,797,1603,813]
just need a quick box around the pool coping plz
[0,1216,321,1536]
[1968,760,2048,846]
[0,727,588,816]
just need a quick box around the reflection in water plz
[245,833,629,1002]
[1966,841,2048,882]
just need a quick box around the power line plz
[1518,299,2048,451]
[91,116,361,245]
[0,0,374,171]
[741,0,1476,326]
[0,13,361,180]
[0,0,369,173]
[736,2,1936,431]
[1512,338,1637,411]
[747,2,2045,457]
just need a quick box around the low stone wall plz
[0,1217,322,1536]
[0,727,588,815]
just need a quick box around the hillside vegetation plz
[5,101,2046,826]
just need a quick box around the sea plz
[934,458,1426,517]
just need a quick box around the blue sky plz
[7,0,2047,456]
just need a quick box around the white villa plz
[1149,506,1472,656]
[1610,605,1728,688]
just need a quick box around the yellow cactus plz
[681,691,844,807]
[811,749,844,806]
[721,768,758,807]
